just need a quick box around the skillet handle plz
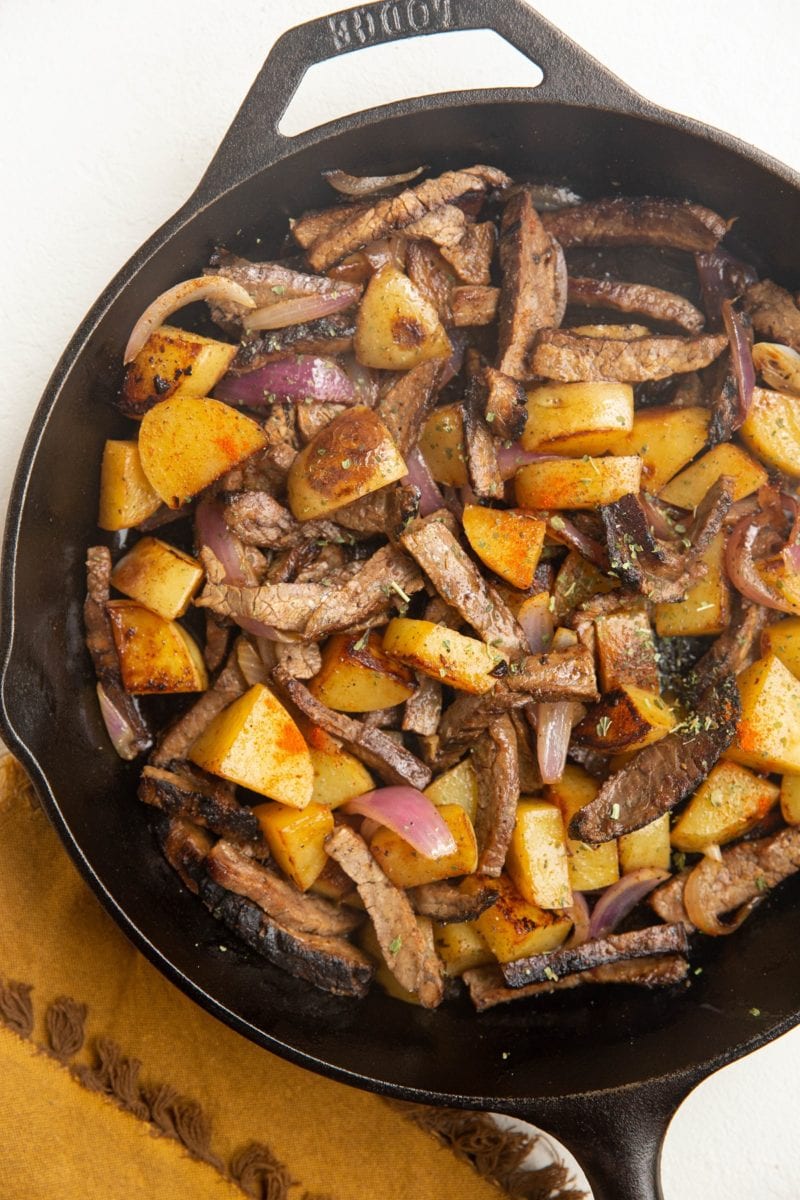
[506,1072,696,1200]
[197,0,652,198]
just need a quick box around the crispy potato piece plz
[110,536,203,620]
[468,874,572,964]
[515,455,642,510]
[618,814,671,873]
[546,766,619,891]
[462,506,546,590]
[253,801,334,890]
[425,758,479,824]
[522,382,633,451]
[354,265,451,369]
[761,617,800,679]
[286,406,407,520]
[189,682,313,806]
[308,632,415,713]
[300,721,375,809]
[671,761,780,852]
[574,685,676,753]
[369,803,478,888]
[98,440,161,531]
[106,600,207,694]
[741,386,800,478]
[418,403,467,486]
[506,799,572,910]
[659,443,768,508]
[780,774,800,825]
[122,324,236,414]
[383,617,504,694]
[725,655,800,773]
[756,558,800,617]
[139,395,267,507]
[433,920,494,976]
[655,533,731,637]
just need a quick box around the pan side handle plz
[504,1071,698,1200]
[196,0,654,200]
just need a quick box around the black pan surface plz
[3,4,799,1196]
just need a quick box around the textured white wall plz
[1,2,798,1195]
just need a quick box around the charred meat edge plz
[139,765,262,845]
[407,880,498,923]
[464,954,689,1011]
[472,715,520,877]
[742,279,800,353]
[501,922,688,987]
[541,197,729,252]
[531,328,727,383]
[567,276,705,333]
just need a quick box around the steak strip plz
[742,279,800,353]
[567,277,705,333]
[220,491,346,550]
[376,360,442,455]
[541,197,729,252]
[139,766,262,844]
[501,923,688,987]
[303,544,425,640]
[685,599,768,701]
[683,825,800,936]
[231,313,355,373]
[159,816,213,894]
[464,954,689,1011]
[151,651,246,767]
[462,366,503,499]
[407,881,498,923]
[531,328,727,382]
[472,715,520,877]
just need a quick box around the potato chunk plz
[671,761,780,852]
[780,775,800,825]
[189,682,313,806]
[515,455,642,510]
[761,617,800,679]
[418,403,467,486]
[424,759,478,824]
[726,655,800,773]
[755,558,800,617]
[574,685,676,753]
[462,506,546,589]
[355,265,451,370]
[253,801,334,891]
[369,803,478,888]
[433,921,494,976]
[469,874,572,963]
[506,800,572,910]
[383,618,503,694]
[659,443,768,508]
[308,632,415,713]
[139,395,267,507]
[300,721,375,809]
[618,814,671,873]
[655,533,731,637]
[121,324,236,415]
[546,766,619,891]
[522,382,633,451]
[98,440,161,531]
[741,386,800,478]
[287,406,407,520]
[106,600,207,694]
[110,536,203,620]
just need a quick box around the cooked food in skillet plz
[86,162,800,1009]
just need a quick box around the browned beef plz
[531,328,727,382]
[160,817,213,894]
[589,602,660,693]
[706,353,741,446]
[464,954,689,1010]
[567,276,705,333]
[510,707,542,793]
[541,197,728,251]
[274,670,431,789]
[407,880,498,923]
[650,869,694,931]
[462,369,503,499]
[274,641,322,680]
[497,188,567,380]
[472,715,520,877]
[683,826,800,935]
[291,543,348,585]
[325,825,444,1007]
[451,285,500,327]
[406,241,454,323]
[742,279,800,352]
[362,706,403,730]
[404,204,467,248]
[291,203,371,249]
[139,765,261,844]
[479,366,528,442]
[439,221,496,285]
[502,923,688,987]
[151,652,247,766]
[569,675,740,845]
[265,544,317,585]
[221,491,345,550]
[205,249,360,329]
[400,514,527,656]
[303,544,425,639]
[305,165,511,271]
[203,613,232,673]
[685,600,768,700]
[295,402,346,443]
[231,313,355,373]
[197,569,325,635]
[376,361,442,454]
[402,674,442,736]
[206,840,361,936]
[334,483,419,537]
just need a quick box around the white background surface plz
[1,2,798,1196]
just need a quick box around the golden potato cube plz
[515,455,642,510]
[418,403,467,486]
[105,600,207,694]
[110,536,203,620]
[253,801,334,891]
[433,920,494,977]
[462,505,546,590]
[522,382,633,451]
[354,265,451,370]
[308,632,415,713]
[138,395,267,507]
[121,324,236,414]
[546,766,620,892]
[189,683,313,806]
[506,800,572,910]
[725,655,800,773]
[780,775,800,825]
[300,721,375,809]
[659,443,768,508]
[369,803,478,888]
[618,814,671,873]
[761,617,800,680]
[98,440,161,531]
[671,761,780,852]
[741,386,800,478]
[573,685,676,753]
[424,759,478,824]
[756,558,800,617]
[655,533,731,638]
[287,406,407,520]
[470,874,572,964]
[383,617,503,695]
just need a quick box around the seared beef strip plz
[462,362,504,500]
[682,826,800,936]
[203,614,232,673]
[376,360,442,455]
[502,923,688,987]
[465,954,689,1011]
[406,241,454,323]
[404,204,468,248]
[231,313,355,373]
[221,490,342,550]
[650,869,694,931]
[497,187,567,380]
[325,825,444,1007]
[407,880,498,923]
[159,817,213,895]
[451,285,500,327]
[291,203,371,249]
[334,483,419,537]
[139,765,262,844]
[196,564,326,635]
[303,544,425,639]
[531,328,727,382]
[206,840,361,936]
[567,276,705,333]
[541,197,728,252]
[440,221,496,285]
[479,365,528,442]
[569,675,740,845]
[402,673,442,736]
[472,715,520,876]
[305,165,511,271]
[706,353,741,446]
[742,279,800,353]
[274,641,322,680]
[684,599,768,701]
[151,652,246,767]
[589,602,660,693]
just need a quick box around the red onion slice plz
[123,277,253,363]
[695,249,757,330]
[725,510,800,613]
[243,287,360,331]
[564,891,591,949]
[588,867,671,941]
[439,330,468,387]
[236,638,272,686]
[343,787,457,859]
[496,445,557,481]
[547,513,609,569]
[195,496,252,588]
[322,166,426,196]
[341,355,379,406]
[403,447,446,517]
[96,683,147,761]
[722,299,755,424]
[536,701,574,785]
[518,597,554,654]
[215,356,356,407]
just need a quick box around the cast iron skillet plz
[3,3,800,1196]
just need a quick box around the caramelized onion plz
[343,787,457,859]
[215,356,356,407]
[322,166,426,196]
[564,891,591,948]
[96,683,147,761]
[722,299,755,423]
[752,342,800,395]
[403,448,446,517]
[496,446,556,480]
[195,496,253,588]
[725,508,800,612]
[589,867,671,940]
[243,287,360,331]
[123,277,253,363]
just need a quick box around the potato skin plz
[121,324,236,415]
[98,440,161,531]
